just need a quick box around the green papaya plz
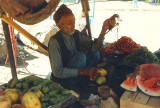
[15,83,23,89]
[42,86,50,94]
[49,97,58,104]
[41,102,48,108]
[61,89,70,95]
[25,75,41,83]
[28,85,42,92]
[48,83,55,91]
[33,79,42,86]
[22,87,29,93]
[40,95,50,102]
[96,77,106,85]
[22,82,29,89]
[7,78,18,88]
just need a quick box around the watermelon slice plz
[137,75,160,96]
[120,77,137,92]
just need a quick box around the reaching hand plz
[100,14,120,36]
[78,67,101,81]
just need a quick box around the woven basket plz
[1,0,60,25]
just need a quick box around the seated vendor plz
[48,4,117,89]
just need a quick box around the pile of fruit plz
[0,75,71,108]
[100,36,141,57]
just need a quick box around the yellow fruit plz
[96,77,106,85]
[22,92,41,108]
[4,89,20,104]
[98,68,107,77]
[0,96,12,108]
[33,90,44,98]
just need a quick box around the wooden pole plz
[1,17,17,78]
[1,14,48,53]
[81,0,92,39]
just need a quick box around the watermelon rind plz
[120,77,137,92]
[120,83,137,92]
[137,75,160,96]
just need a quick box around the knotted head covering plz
[53,4,73,23]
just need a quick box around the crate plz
[120,90,160,108]
[0,76,77,108]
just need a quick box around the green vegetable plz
[61,89,70,95]
[33,79,42,86]
[42,86,50,94]
[22,82,29,88]
[49,98,58,104]
[124,47,159,68]
[48,83,55,91]
[15,83,23,89]
[41,102,48,108]
[40,95,50,102]
[22,87,29,93]
[29,85,42,92]
[48,89,60,97]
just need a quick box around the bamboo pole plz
[1,14,48,53]
[1,17,17,78]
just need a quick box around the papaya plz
[33,79,42,86]
[25,75,41,83]
[11,104,25,108]
[48,83,55,91]
[98,68,107,77]
[22,92,41,108]
[41,102,48,108]
[7,78,19,88]
[42,86,50,94]
[15,83,23,89]
[40,95,50,102]
[61,89,70,96]
[0,96,12,108]
[49,97,58,105]
[28,85,42,92]
[22,82,29,89]
[22,88,29,93]
[18,92,25,102]
[4,89,20,104]
[0,89,4,96]
[96,77,106,85]
[33,90,44,98]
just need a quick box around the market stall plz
[0,0,160,108]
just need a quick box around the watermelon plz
[120,77,137,92]
[137,75,160,96]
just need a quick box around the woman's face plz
[57,13,75,36]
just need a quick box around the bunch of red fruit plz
[100,36,141,57]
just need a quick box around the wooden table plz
[120,90,160,108]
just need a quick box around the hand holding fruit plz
[78,68,107,81]
[78,67,101,81]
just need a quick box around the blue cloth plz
[51,51,100,87]
[67,51,100,68]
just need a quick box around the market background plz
[0,0,160,86]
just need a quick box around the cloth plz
[48,30,104,79]
[50,51,100,87]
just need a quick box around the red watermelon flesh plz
[134,64,160,79]
[120,76,137,92]
[137,75,160,96]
